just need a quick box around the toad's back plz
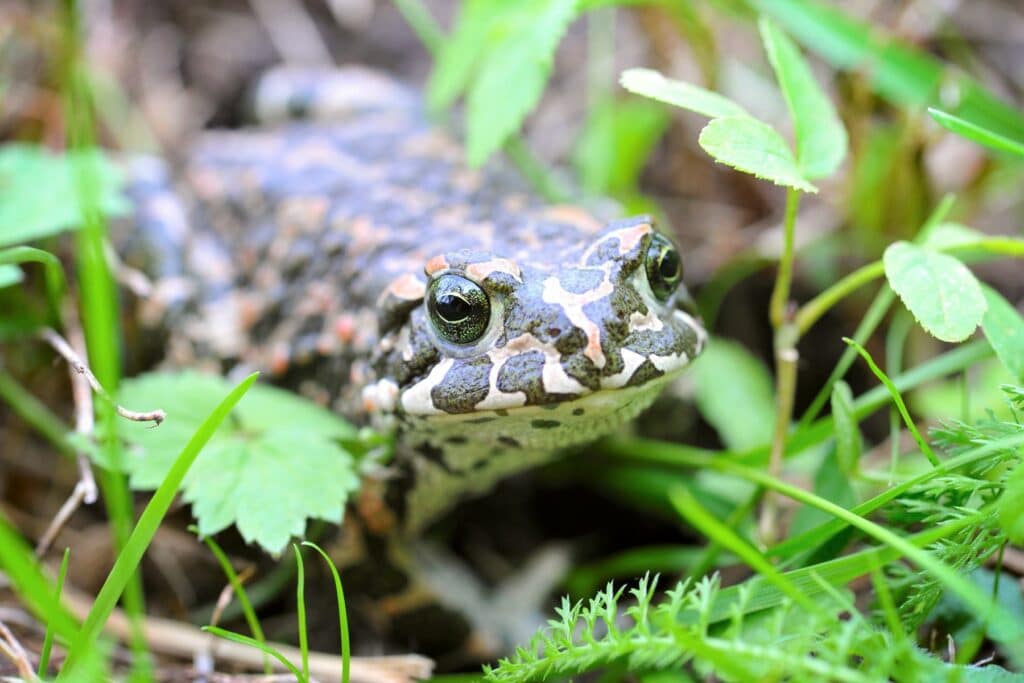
[124,67,705,531]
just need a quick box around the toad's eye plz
[644,233,683,302]
[427,274,491,344]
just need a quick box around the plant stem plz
[793,261,885,335]
[769,189,800,329]
[761,188,801,545]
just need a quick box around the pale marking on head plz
[541,266,615,369]
[362,378,400,413]
[400,357,455,415]
[580,222,653,265]
[475,333,587,410]
[384,273,427,301]
[600,348,648,389]
[424,254,451,276]
[465,257,523,283]
[649,351,688,373]
[628,309,665,332]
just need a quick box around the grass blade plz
[38,547,71,677]
[60,372,259,677]
[196,529,270,673]
[303,541,351,683]
[202,626,305,681]
[929,108,1024,158]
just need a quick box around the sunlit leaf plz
[929,108,1024,159]
[698,116,817,192]
[117,372,360,554]
[883,242,986,342]
[759,18,847,178]
[620,68,750,119]
[980,285,1024,382]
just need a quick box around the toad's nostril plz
[547,327,562,337]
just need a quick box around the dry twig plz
[39,327,165,425]
[0,621,37,682]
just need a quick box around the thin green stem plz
[794,261,885,335]
[294,545,309,682]
[769,188,801,328]
[844,338,939,466]
[198,530,271,674]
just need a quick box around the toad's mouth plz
[397,365,689,451]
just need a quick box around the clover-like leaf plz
[698,116,817,193]
[759,19,847,179]
[980,284,1024,382]
[883,241,987,342]
[117,372,360,554]
[619,68,750,119]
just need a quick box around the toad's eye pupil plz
[644,233,683,302]
[427,274,491,345]
[659,249,681,280]
[436,294,470,322]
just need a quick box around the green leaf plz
[573,98,669,196]
[929,108,1024,159]
[752,0,1024,144]
[0,144,128,248]
[829,380,860,475]
[692,339,775,451]
[758,18,847,179]
[980,285,1024,383]
[117,372,360,554]
[998,461,1024,545]
[883,241,987,342]
[426,0,514,112]
[0,263,23,288]
[698,116,817,193]
[619,68,750,119]
[61,373,258,677]
[465,0,578,166]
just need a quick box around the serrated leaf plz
[0,144,128,248]
[698,116,817,193]
[929,108,1024,159]
[998,461,1024,545]
[117,372,360,554]
[829,380,860,476]
[619,68,750,119]
[759,18,847,179]
[692,338,774,451]
[465,0,578,166]
[427,0,513,112]
[980,285,1024,382]
[0,264,22,289]
[883,241,987,342]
